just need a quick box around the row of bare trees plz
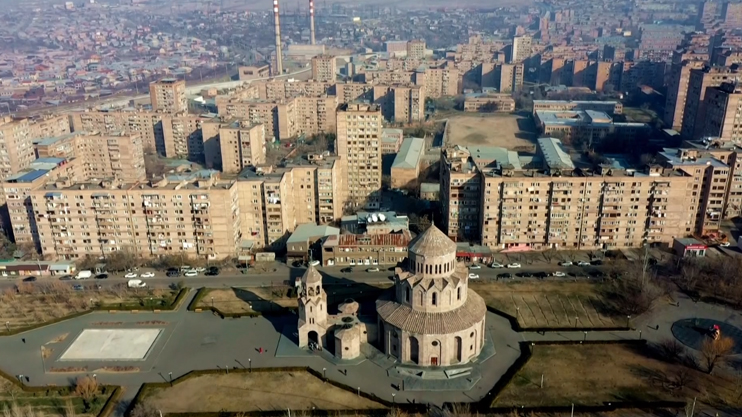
[677,256,742,306]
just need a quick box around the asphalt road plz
[0,262,608,291]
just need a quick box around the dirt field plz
[0,283,178,330]
[145,372,385,412]
[445,113,537,150]
[469,281,622,328]
[493,343,737,408]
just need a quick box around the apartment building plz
[463,93,515,112]
[238,65,271,80]
[372,85,425,123]
[664,58,707,130]
[149,78,187,113]
[310,55,337,82]
[680,66,740,140]
[499,63,524,93]
[381,128,404,154]
[335,82,374,103]
[254,80,331,101]
[440,144,697,250]
[28,115,71,139]
[336,103,382,209]
[321,231,412,266]
[29,175,242,260]
[200,118,266,173]
[511,35,532,63]
[406,40,426,60]
[418,67,460,98]
[700,82,742,143]
[0,116,35,179]
[34,131,146,182]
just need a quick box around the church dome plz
[409,225,457,258]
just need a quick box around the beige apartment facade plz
[336,103,382,210]
[373,85,425,124]
[0,116,35,179]
[311,55,337,82]
[200,119,267,174]
[406,40,426,60]
[149,78,187,113]
[700,82,742,143]
[681,66,740,139]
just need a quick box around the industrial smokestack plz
[309,0,316,45]
[273,0,284,76]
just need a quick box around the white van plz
[127,279,146,288]
[75,270,92,280]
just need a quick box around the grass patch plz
[493,343,739,408]
[0,284,183,331]
[470,281,622,329]
[622,107,658,123]
[0,379,111,417]
[143,372,385,412]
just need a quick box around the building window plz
[432,292,437,306]
[405,287,410,302]
[457,288,461,301]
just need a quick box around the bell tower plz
[298,265,327,326]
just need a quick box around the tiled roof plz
[376,290,486,334]
[408,225,457,257]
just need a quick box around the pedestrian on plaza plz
[21,338,25,344]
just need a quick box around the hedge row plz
[485,306,631,333]
[2,287,190,336]
[0,368,121,417]
[484,401,686,414]
[186,287,296,318]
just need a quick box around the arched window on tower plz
[432,292,437,306]
[457,287,461,300]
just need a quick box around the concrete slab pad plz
[60,329,162,361]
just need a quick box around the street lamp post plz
[392,393,396,405]
[5,321,9,332]
[211,297,214,308]
[157,410,163,417]
[248,358,252,372]
[574,316,579,328]
[357,387,360,397]
[322,367,326,379]
[583,331,587,342]
[627,315,631,328]
[639,330,642,340]
[168,372,172,386]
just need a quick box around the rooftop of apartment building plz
[4,157,68,183]
[536,109,647,128]
[40,173,234,192]
[33,131,86,146]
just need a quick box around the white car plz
[468,273,480,279]
[489,262,504,268]
[140,272,155,278]
[719,242,731,247]
[559,261,573,266]
[124,272,138,279]
[577,261,591,266]
[552,271,567,277]
[195,267,207,272]
[184,270,198,277]
[507,263,522,269]
[366,267,380,272]
[469,264,482,270]
[309,260,320,266]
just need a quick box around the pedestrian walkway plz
[520,329,642,343]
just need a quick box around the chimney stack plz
[273,0,284,76]
[309,0,316,45]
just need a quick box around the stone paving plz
[0,287,741,416]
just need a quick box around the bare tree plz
[700,336,735,374]
[679,261,701,292]
[74,376,98,400]
[542,248,557,264]
[130,402,159,417]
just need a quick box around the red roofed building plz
[321,230,412,266]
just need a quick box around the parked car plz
[309,260,320,266]
[23,276,37,282]
[340,267,353,273]
[366,267,380,272]
[59,275,73,281]
[589,270,606,278]
[469,264,482,270]
[516,272,532,278]
[489,262,504,268]
[468,273,480,279]
[95,274,108,279]
[72,284,84,291]
[184,270,198,277]
[124,272,138,279]
[166,270,180,277]
[559,261,573,266]
[498,273,513,279]
[140,272,155,278]
[577,261,591,266]
[552,271,567,277]
[534,271,549,279]
[205,267,220,276]
[507,263,522,269]
[719,242,731,247]
[195,267,207,272]
[127,279,146,288]
[591,259,603,266]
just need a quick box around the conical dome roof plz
[302,264,322,284]
[408,224,457,257]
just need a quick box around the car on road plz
[577,261,591,266]
[184,270,198,277]
[507,263,522,269]
[309,260,320,266]
[489,262,504,268]
[195,267,207,272]
[719,242,731,247]
[469,264,482,270]
[140,272,155,278]
[22,276,37,282]
[552,271,567,277]
[366,267,380,272]
[95,274,108,279]
[515,272,532,278]
[591,259,603,266]
[205,267,220,276]
[72,284,84,291]
[534,271,549,279]
[468,273,480,279]
[498,273,513,279]
[59,275,73,281]
[589,270,606,278]
[124,272,137,279]
[166,270,180,277]
[340,267,353,273]
[559,261,573,266]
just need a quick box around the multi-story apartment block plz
[440,144,697,250]
[200,119,266,173]
[372,85,425,123]
[254,80,331,101]
[336,103,382,209]
[0,116,35,179]
[28,115,71,140]
[418,67,460,98]
[499,63,524,93]
[310,55,337,82]
[406,40,426,60]
[34,131,146,183]
[511,35,532,63]
[335,82,374,103]
[664,58,707,130]
[681,66,740,140]
[700,82,742,143]
[149,78,187,113]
